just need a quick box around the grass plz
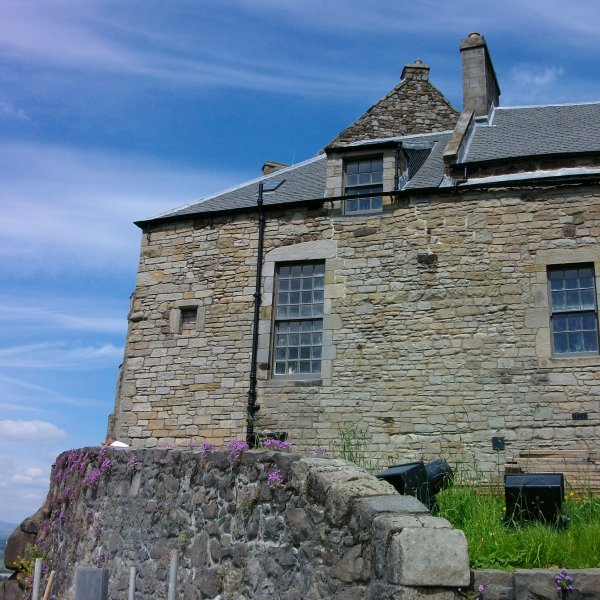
[435,485,600,569]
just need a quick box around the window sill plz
[539,355,600,368]
[263,379,323,388]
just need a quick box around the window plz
[344,157,383,214]
[273,262,324,377]
[548,264,599,355]
[180,308,197,331]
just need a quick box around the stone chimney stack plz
[401,59,430,82]
[460,32,500,116]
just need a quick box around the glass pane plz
[568,332,584,353]
[359,198,371,212]
[287,362,298,374]
[300,304,312,317]
[567,315,582,331]
[300,333,312,345]
[346,199,358,212]
[346,174,358,186]
[299,361,311,373]
[276,335,287,347]
[311,360,321,373]
[279,266,290,277]
[583,331,599,352]
[300,347,311,359]
[346,162,359,174]
[302,264,313,276]
[288,305,299,317]
[566,290,580,310]
[275,348,286,360]
[582,313,597,330]
[312,346,322,359]
[371,197,382,210]
[289,334,299,346]
[314,277,324,290]
[371,171,383,184]
[302,278,312,290]
[313,290,324,303]
[580,289,595,309]
[275,362,285,374]
[551,291,566,311]
[553,315,567,332]
[289,322,300,332]
[564,269,579,287]
[553,332,568,354]
[314,263,325,275]
[279,278,289,291]
[313,332,322,345]
[276,306,288,318]
[290,265,302,276]
[277,292,288,305]
[288,347,298,359]
[302,291,312,303]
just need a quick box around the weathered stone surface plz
[4,521,36,570]
[473,570,514,600]
[514,568,600,600]
[387,528,469,587]
[9,447,474,600]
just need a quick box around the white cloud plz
[0,420,67,442]
[0,141,245,276]
[11,467,48,487]
[0,303,126,335]
[0,342,123,369]
[0,99,29,120]
[510,65,564,88]
[0,374,106,409]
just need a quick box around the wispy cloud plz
[0,303,125,334]
[0,98,29,120]
[0,420,67,442]
[0,141,244,275]
[0,342,123,369]
[0,374,106,409]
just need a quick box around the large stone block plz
[387,528,469,587]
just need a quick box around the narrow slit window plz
[181,308,198,331]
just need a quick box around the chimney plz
[460,32,500,116]
[261,161,289,176]
[401,59,430,82]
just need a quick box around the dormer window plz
[344,157,383,214]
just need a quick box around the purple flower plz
[127,456,141,472]
[199,442,217,460]
[262,439,291,451]
[555,568,574,593]
[267,468,285,489]
[82,468,102,489]
[227,440,249,462]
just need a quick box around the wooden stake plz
[42,571,56,600]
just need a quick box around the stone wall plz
[2,446,470,599]
[111,181,600,479]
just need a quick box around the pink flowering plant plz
[199,441,217,460]
[267,468,285,489]
[457,584,485,600]
[227,440,249,463]
[262,438,291,451]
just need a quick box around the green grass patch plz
[436,486,600,569]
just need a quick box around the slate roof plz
[139,102,600,227]
[462,102,600,164]
[138,155,327,226]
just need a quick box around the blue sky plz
[1,0,600,524]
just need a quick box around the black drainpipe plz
[247,182,265,446]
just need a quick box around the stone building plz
[109,33,600,476]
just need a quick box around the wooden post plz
[42,571,56,600]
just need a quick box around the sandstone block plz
[387,528,469,587]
